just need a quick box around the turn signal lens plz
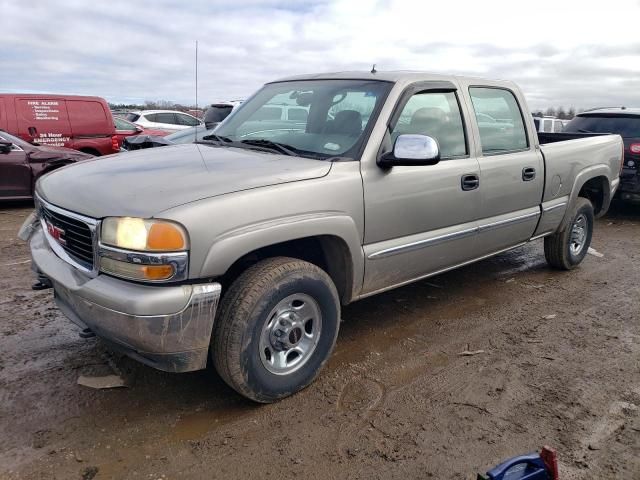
[148,223,186,250]
[102,217,188,252]
[101,257,175,281]
[142,265,175,280]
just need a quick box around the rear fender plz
[560,164,612,228]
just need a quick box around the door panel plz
[475,151,543,253]
[0,98,7,131]
[362,86,480,295]
[467,87,544,255]
[0,148,31,198]
[15,97,72,146]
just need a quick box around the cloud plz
[2,0,640,109]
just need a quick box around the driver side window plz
[390,91,467,159]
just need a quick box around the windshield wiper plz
[239,139,298,156]
[198,135,326,159]
[200,133,232,143]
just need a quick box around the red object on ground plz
[540,446,559,480]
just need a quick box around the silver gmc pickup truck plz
[20,72,622,402]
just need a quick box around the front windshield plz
[213,79,393,159]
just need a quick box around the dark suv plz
[564,108,640,202]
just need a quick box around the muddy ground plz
[0,201,639,480]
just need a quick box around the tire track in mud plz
[332,350,465,460]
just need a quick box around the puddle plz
[171,403,252,442]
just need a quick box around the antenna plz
[371,64,377,74]
[195,40,199,136]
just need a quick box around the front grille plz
[40,204,95,270]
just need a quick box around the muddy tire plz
[212,257,340,403]
[544,197,594,270]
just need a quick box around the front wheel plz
[544,197,594,270]
[212,257,340,403]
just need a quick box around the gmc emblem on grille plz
[45,221,66,245]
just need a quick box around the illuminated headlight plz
[102,217,188,251]
[99,217,189,282]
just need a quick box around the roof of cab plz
[270,70,517,88]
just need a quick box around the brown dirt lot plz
[0,201,639,480]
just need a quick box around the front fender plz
[198,212,364,299]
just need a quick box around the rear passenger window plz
[543,119,552,132]
[176,114,200,126]
[553,120,564,132]
[469,87,528,154]
[390,91,467,158]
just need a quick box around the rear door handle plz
[461,174,479,191]
[522,167,536,181]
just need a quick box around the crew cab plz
[21,72,622,403]
[0,94,119,156]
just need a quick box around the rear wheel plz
[544,197,594,270]
[212,257,340,403]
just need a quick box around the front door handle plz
[522,167,536,181]
[461,174,479,191]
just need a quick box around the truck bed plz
[538,133,622,205]
[537,131,610,144]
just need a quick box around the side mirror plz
[378,134,440,168]
[0,140,12,154]
[135,126,144,133]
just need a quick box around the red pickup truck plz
[0,94,120,156]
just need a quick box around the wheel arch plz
[562,166,612,227]
[199,214,364,305]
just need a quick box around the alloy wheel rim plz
[569,213,588,256]
[259,293,322,375]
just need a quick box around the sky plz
[2,0,640,110]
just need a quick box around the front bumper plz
[29,227,221,372]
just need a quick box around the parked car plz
[22,71,622,403]
[0,130,92,200]
[564,108,640,202]
[113,116,169,146]
[121,125,216,150]
[203,101,243,129]
[124,110,203,132]
[0,94,119,156]
[533,116,565,133]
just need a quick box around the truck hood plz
[37,144,332,218]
